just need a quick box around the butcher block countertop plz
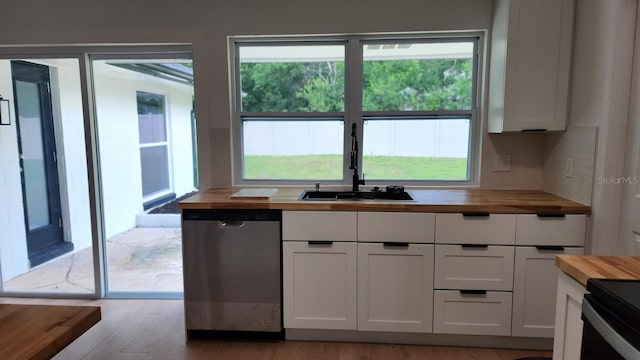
[0,304,100,360]
[179,188,591,213]
[556,255,640,286]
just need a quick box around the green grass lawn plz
[244,155,468,180]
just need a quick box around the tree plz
[239,58,472,112]
[363,59,472,111]
[241,62,309,112]
[296,62,344,112]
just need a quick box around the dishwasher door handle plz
[219,220,245,228]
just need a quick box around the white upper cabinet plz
[488,0,575,132]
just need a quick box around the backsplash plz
[480,132,545,189]
[543,126,598,205]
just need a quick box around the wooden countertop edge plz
[178,202,590,213]
[556,255,640,286]
[178,189,591,214]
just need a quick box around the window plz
[233,34,481,185]
[361,40,475,181]
[237,43,345,180]
[137,91,171,198]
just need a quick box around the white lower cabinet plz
[512,246,584,338]
[283,241,357,330]
[357,243,434,333]
[433,290,513,336]
[433,213,516,337]
[281,210,588,345]
[552,271,587,360]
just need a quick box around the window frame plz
[230,33,484,187]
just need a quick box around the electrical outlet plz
[493,154,512,172]
[565,158,574,178]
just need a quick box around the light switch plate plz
[493,154,512,172]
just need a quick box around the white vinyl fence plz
[244,119,470,158]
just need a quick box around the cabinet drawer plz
[358,212,435,243]
[515,214,586,246]
[283,211,357,242]
[434,245,515,291]
[435,213,516,245]
[433,290,512,336]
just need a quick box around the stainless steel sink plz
[298,189,413,201]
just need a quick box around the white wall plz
[559,0,637,255]
[49,59,93,251]
[0,62,29,280]
[619,4,640,255]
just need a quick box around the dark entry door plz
[11,61,70,267]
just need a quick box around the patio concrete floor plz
[3,227,183,294]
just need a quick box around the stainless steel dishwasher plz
[181,209,282,338]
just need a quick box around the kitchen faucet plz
[350,123,365,192]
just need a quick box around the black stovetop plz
[586,278,640,323]
[585,278,640,349]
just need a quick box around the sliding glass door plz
[91,54,196,297]
[0,46,196,299]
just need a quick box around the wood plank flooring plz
[0,298,553,360]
